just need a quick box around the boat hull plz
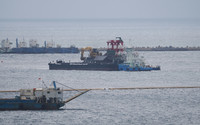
[0,99,65,110]
[3,47,79,54]
[118,64,160,71]
[49,62,119,71]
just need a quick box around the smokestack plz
[16,38,18,48]
[44,41,47,48]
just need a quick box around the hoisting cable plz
[38,78,48,88]
[55,81,81,92]
[41,80,48,88]
[64,90,90,103]
[54,81,91,103]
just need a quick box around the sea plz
[0,19,200,125]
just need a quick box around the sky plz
[0,0,200,19]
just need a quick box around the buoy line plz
[63,86,200,91]
[1,86,200,92]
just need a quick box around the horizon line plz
[0,18,200,21]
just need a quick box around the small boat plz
[0,81,89,110]
[118,49,160,71]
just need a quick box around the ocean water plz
[0,19,200,48]
[0,19,200,125]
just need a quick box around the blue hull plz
[0,98,65,110]
[118,64,160,71]
[3,47,79,54]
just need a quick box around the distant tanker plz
[0,38,79,54]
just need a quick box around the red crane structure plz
[107,37,124,54]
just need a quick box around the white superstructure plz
[1,38,12,48]
[125,48,146,67]
[19,81,63,103]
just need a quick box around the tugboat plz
[0,81,89,110]
[49,37,126,71]
[118,49,160,71]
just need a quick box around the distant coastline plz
[2,46,200,53]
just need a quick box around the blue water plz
[0,19,200,124]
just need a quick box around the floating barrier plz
[1,86,200,93]
[64,86,200,91]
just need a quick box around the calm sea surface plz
[0,19,200,47]
[0,19,200,125]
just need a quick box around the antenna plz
[42,80,47,88]
[38,78,47,88]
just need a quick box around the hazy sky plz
[0,0,200,19]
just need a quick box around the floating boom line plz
[64,86,200,91]
[1,86,200,93]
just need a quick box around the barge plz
[48,37,160,71]
[49,37,125,71]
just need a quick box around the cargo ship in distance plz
[0,38,79,54]
[49,37,160,71]
[0,81,89,110]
